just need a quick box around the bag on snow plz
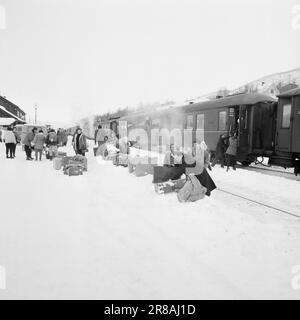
[68,155,88,171]
[64,165,84,176]
[154,178,186,195]
[135,163,154,177]
[177,174,207,203]
[153,166,185,184]
[57,151,67,157]
[53,157,63,170]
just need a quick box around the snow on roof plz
[277,87,300,98]
[0,117,16,126]
[0,105,26,122]
[184,93,277,113]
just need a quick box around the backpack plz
[177,174,207,203]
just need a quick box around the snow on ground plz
[0,141,300,300]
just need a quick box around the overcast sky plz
[0,0,299,126]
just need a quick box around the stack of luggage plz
[63,155,87,176]
[53,153,88,177]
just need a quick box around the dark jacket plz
[215,136,228,158]
[33,133,46,150]
[46,132,58,146]
[23,132,35,147]
[73,133,87,152]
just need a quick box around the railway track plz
[237,163,300,181]
[217,188,300,220]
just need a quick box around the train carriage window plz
[282,104,292,129]
[186,115,194,130]
[196,114,204,129]
[218,111,227,131]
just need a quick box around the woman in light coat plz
[3,127,16,159]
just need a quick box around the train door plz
[110,121,118,136]
[276,98,292,152]
[185,114,195,149]
[238,105,251,153]
[292,95,300,153]
[196,113,205,142]
[228,107,238,134]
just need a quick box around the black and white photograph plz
[0,0,300,303]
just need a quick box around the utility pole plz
[34,104,38,124]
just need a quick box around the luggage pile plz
[128,155,158,177]
[53,153,88,177]
[93,141,216,202]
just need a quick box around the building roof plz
[183,93,277,113]
[0,117,16,126]
[0,95,26,115]
[277,87,300,98]
[0,106,26,122]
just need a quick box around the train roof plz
[119,93,276,122]
[182,93,277,113]
[277,87,300,98]
[120,107,182,121]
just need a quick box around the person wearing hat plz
[73,127,88,156]
[23,127,38,160]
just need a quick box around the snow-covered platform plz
[0,142,300,299]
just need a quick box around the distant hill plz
[188,67,300,103]
[231,67,300,97]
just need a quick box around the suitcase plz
[154,178,186,194]
[153,166,185,184]
[68,155,88,171]
[53,157,63,170]
[135,163,153,177]
[62,156,73,167]
[57,151,67,157]
[65,166,84,176]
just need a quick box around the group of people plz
[0,126,70,161]
[23,127,68,161]
[211,133,238,171]
[0,127,21,159]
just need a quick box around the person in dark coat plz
[183,142,217,197]
[23,127,37,160]
[73,128,88,156]
[33,129,46,161]
[212,134,228,168]
[226,134,238,171]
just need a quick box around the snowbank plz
[0,141,300,299]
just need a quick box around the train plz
[98,88,300,175]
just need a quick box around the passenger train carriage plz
[98,90,300,175]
